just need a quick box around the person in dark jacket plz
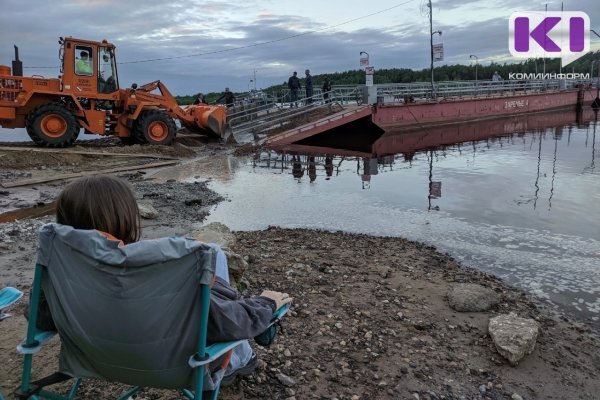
[287,71,301,107]
[322,76,332,103]
[305,69,314,104]
[33,175,292,386]
[192,92,207,105]
[216,87,236,107]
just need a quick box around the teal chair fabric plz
[0,287,23,320]
[1,286,23,400]
[15,224,244,400]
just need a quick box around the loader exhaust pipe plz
[12,45,23,77]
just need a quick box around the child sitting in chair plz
[47,174,293,386]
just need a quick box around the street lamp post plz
[469,54,478,91]
[428,0,441,99]
[360,51,370,63]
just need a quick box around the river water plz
[0,127,29,142]
[0,127,99,143]
[198,109,600,326]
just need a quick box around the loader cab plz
[98,46,118,94]
[60,38,119,96]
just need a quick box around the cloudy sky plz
[1,0,599,95]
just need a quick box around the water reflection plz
[255,130,599,216]
[206,109,600,328]
[258,108,599,214]
[427,150,441,211]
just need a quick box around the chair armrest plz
[0,287,23,309]
[17,330,57,354]
[188,339,245,368]
[187,306,290,368]
[273,303,290,322]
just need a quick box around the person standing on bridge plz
[305,69,314,104]
[216,87,236,108]
[288,71,301,108]
[193,93,207,105]
[322,76,332,104]
[492,71,503,82]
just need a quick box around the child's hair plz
[56,175,141,244]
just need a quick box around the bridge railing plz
[231,78,598,112]
[370,79,595,103]
[227,90,348,136]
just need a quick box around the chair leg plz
[182,388,221,400]
[19,265,44,397]
[116,386,141,400]
[14,372,72,400]
[66,379,81,400]
[206,384,220,400]
[19,350,34,395]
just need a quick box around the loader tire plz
[26,103,79,148]
[133,110,176,145]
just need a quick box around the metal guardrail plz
[266,79,598,106]
[227,90,349,136]
[369,79,599,103]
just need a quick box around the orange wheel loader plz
[0,37,227,147]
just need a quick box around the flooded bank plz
[195,110,600,326]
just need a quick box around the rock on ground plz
[447,283,501,312]
[488,312,540,366]
[193,222,236,250]
[137,202,158,219]
[192,222,247,287]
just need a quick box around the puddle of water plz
[149,155,243,183]
[0,202,55,223]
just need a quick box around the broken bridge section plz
[264,105,382,147]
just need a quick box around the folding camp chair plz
[15,224,250,400]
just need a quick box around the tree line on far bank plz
[175,52,600,105]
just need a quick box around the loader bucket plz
[183,105,227,138]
